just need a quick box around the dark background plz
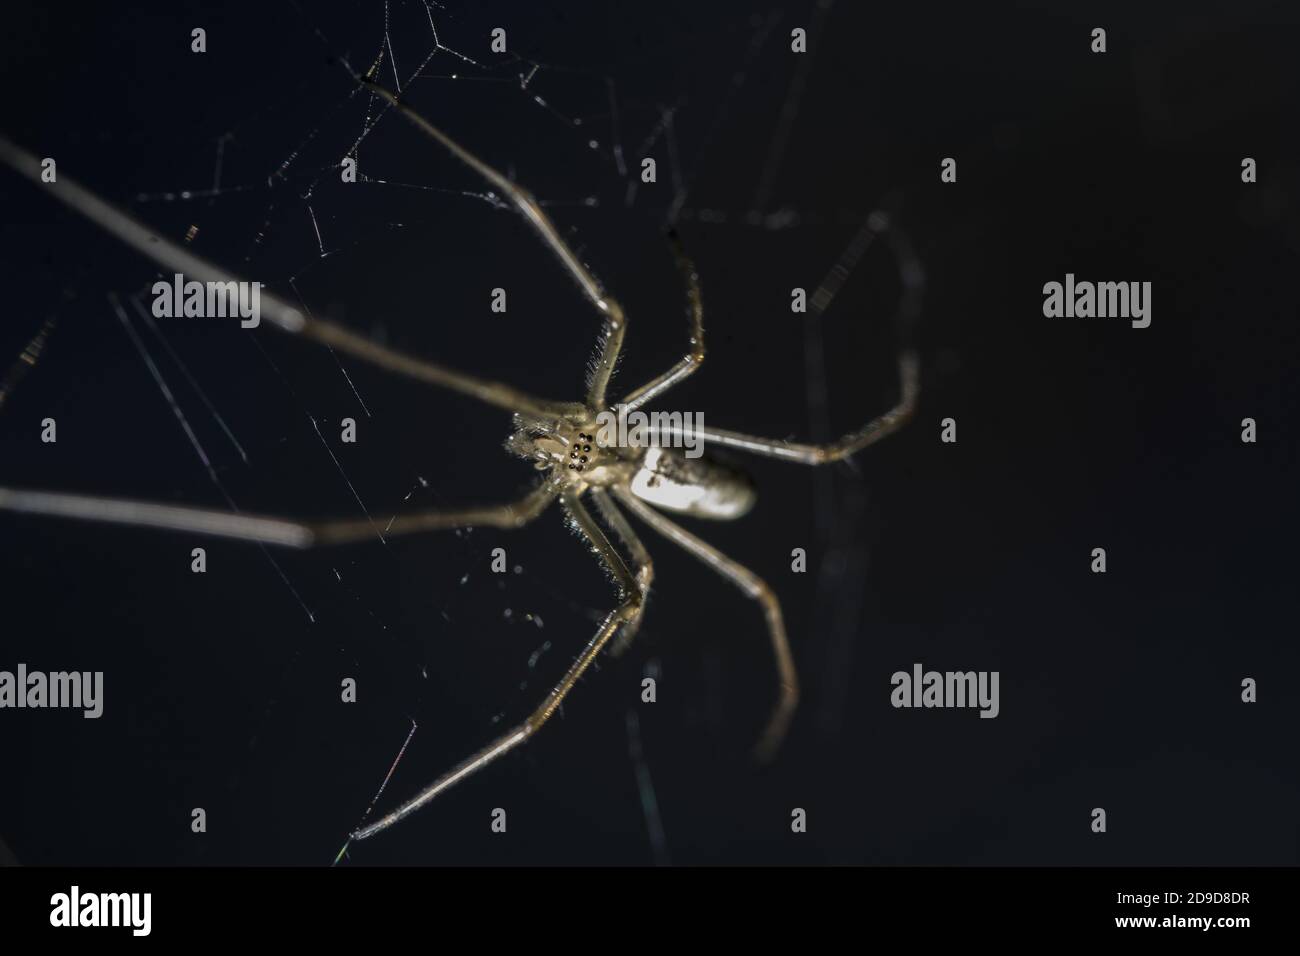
[0,0,1296,866]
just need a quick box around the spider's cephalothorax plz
[0,77,921,848]
[507,412,636,483]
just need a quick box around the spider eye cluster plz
[567,432,595,472]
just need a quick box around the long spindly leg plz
[656,350,920,466]
[351,491,648,841]
[613,488,799,761]
[0,482,558,548]
[356,75,630,409]
[620,230,706,412]
[0,135,581,421]
[589,488,654,656]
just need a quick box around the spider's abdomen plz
[628,446,756,520]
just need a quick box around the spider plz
[0,72,919,844]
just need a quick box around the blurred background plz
[0,0,1296,865]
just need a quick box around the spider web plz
[0,0,924,865]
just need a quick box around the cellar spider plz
[0,71,919,843]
